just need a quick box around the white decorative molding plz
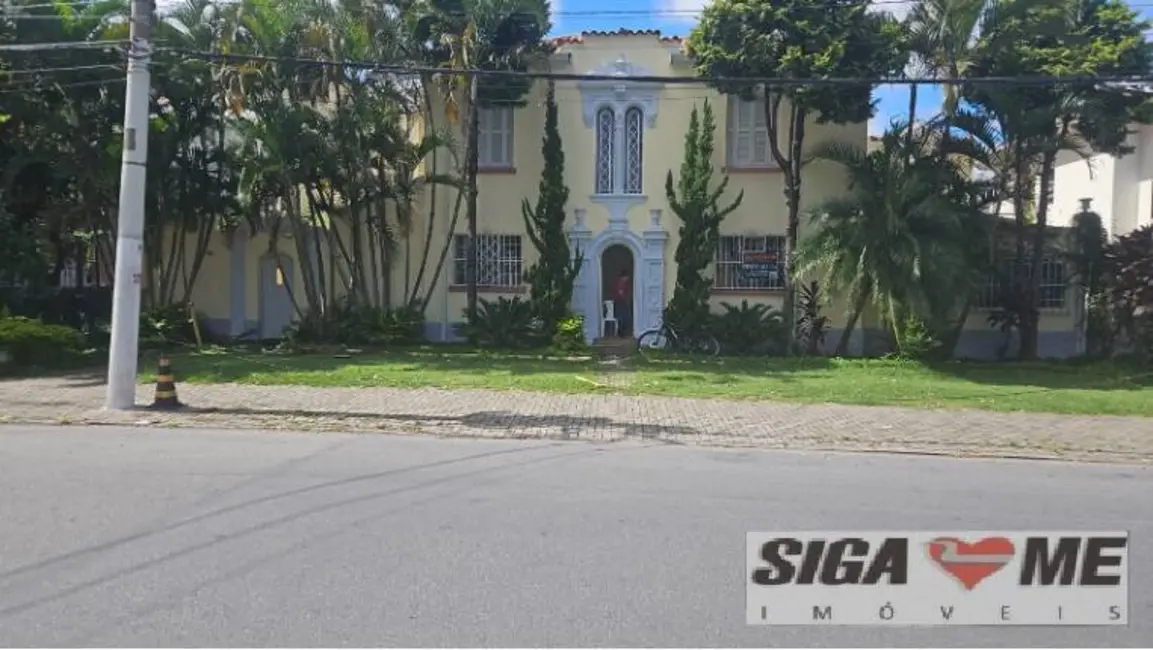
[593,193,647,226]
[641,214,670,334]
[578,56,660,128]
[581,56,659,208]
[568,209,595,341]
[569,213,669,343]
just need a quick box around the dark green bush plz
[551,313,589,355]
[2,286,112,344]
[712,300,787,355]
[0,315,85,367]
[288,303,426,347]
[458,297,538,349]
[140,303,204,345]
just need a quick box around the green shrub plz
[381,305,425,345]
[458,297,539,349]
[140,303,215,346]
[551,313,589,355]
[712,301,787,356]
[0,315,85,367]
[288,303,426,347]
[892,314,941,361]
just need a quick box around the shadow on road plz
[177,404,699,442]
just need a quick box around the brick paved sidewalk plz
[1,374,1151,463]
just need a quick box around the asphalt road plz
[0,424,1149,648]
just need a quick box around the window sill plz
[973,306,1070,315]
[590,192,647,200]
[479,166,516,174]
[449,285,526,294]
[711,288,785,295]
[722,166,781,174]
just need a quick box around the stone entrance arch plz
[569,208,669,342]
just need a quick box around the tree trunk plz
[1011,137,1029,359]
[465,75,480,322]
[1022,148,1058,361]
[835,288,870,356]
[782,103,806,355]
[941,298,972,359]
[420,188,466,312]
[905,82,918,151]
[407,79,440,307]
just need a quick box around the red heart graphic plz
[927,536,1016,590]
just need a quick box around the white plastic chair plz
[602,300,618,338]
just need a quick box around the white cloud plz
[870,0,914,21]
[660,0,707,23]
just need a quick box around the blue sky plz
[549,0,1153,135]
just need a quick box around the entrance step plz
[592,336,637,358]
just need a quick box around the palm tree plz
[797,124,989,355]
[410,0,551,321]
[905,0,988,123]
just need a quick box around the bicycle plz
[636,317,721,359]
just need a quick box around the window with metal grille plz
[452,234,523,288]
[478,106,514,168]
[624,107,644,194]
[976,258,1067,309]
[715,235,786,290]
[728,97,771,168]
[595,107,615,194]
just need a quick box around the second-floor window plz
[594,106,645,195]
[478,106,514,169]
[624,107,644,194]
[715,235,786,291]
[596,108,615,193]
[729,97,771,168]
[452,234,523,288]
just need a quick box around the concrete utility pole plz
[105,0,154,410]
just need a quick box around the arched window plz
[624,107,644,194]
[595,107,615,194]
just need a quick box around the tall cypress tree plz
[522,81,581,337]
[664,100,742,339]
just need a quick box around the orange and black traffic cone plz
[150,355,183,410]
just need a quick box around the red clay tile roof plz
[551,28,685,47]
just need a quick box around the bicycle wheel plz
[636,328,670,360]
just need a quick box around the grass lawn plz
[131,345,1153,417]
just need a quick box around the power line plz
[11,0,1153,15]
[0,39,125,51]
[0,76,125,92]
[1,0,919,11]
[161,47,1153,87]
[0,63,122,74]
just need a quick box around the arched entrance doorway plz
[600,243,634,338]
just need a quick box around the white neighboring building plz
[1046,123,1153,235]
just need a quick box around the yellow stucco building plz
[178,30,1081,359]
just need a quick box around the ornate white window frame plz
[579,57,660,224]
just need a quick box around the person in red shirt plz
[613,270,630,336]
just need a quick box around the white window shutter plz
[503,107,514,166]
[476,108,490,166]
